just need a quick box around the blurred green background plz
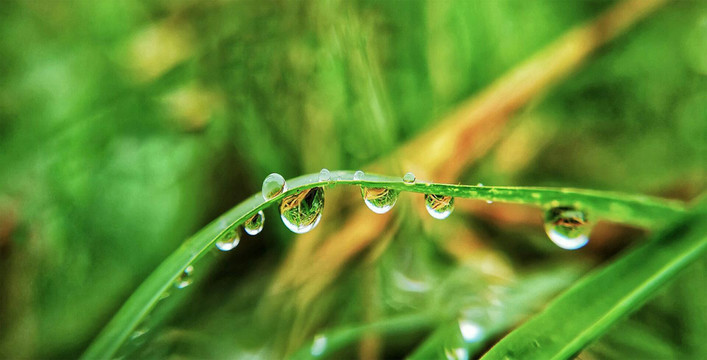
[0,0,705,359]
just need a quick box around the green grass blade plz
[480,201,707,360]
[81,171,686,359]
[289,312,441,360]
[407,267,585,360]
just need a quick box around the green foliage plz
[0,0,705,359]
[481,200,707,360]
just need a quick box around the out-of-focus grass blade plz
[81,171,686,359]
[407,267,586,360]
[480,199,707,360]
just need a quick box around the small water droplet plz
[458,319,484,343]
[444,347,469,360]
[280,187,325,234]
[310,334,328,357]
[486,200,493,204]
[262,173,287,201]
[244,211,265,236]
[543,206,592,250]
[425,194,455,219]
[353,170,364,181]
[175,265,194,289]
[403,172,416,184]
[318,168,331,182]
[361,187,399,214]
[216,227,240,251]
[476,183,484,187]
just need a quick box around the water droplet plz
[262,173,287,201]
[444,347,469,360]
[543,206,592,250]
[244,211,265,236]
[353,170,364,181]
[216,227,240,251]
[318,168,331,182]
[402,172,416,184]
[486,200,493,204]
[310,334,328,357]
[476,183,484,187]
[280,187,325,234]
[425,194,455,219]
[175,265,194,289]
[361,187,399,214]
[458,319,484,343]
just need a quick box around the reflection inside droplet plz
[262,173,287,200]
[244,211,265,236]
[425,194,455,219]
[361,187,399,214]
[543,206,592,250]
[280,187,325,234]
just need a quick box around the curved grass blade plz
[289,312,441,360]
[480,200,707,360]
[407,267,585,360]
[81,171,686,359]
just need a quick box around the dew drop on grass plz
[543,206,592,250]
[216,227,240,251]
[244,211,265,235]
[262,173,287,200]
[353,170,364,180]
[310,334,328,357]
[318,168,330,182]
[175,265,194,289]
[280,187,325,234]
[403,172,416,184]
[361,187,399,214]
[425,194,455,219]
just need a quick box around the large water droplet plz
[175,265,194,289]
[216,227,240,251]
[353,170,364,181]
[280,187,325,234]
[310,334,328,357]
[403,172,416,184]
[543,206,591,250]
[244,211,265,236]
[361,187,399,214]
[425,194,455,219]
[318,168,331,182]
[262,173,287,201]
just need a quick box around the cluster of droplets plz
[355,171,457,220]
[543,206,592,250]
[215,210,265,252]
